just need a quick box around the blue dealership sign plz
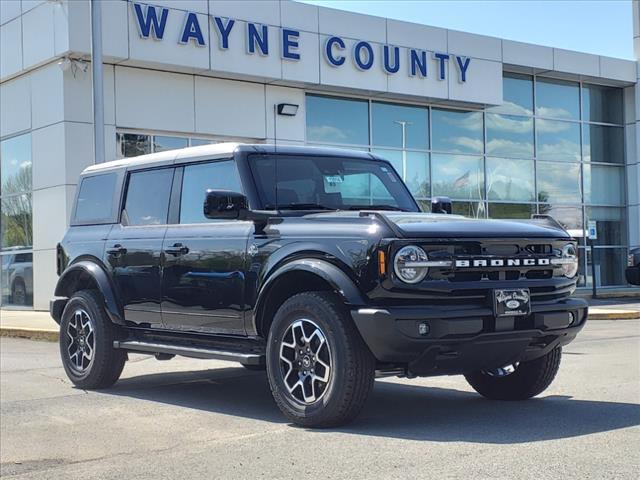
[131,2,472,83]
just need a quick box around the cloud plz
[307,125,349,143]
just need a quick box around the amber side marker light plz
[378,250,387,277]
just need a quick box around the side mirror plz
[204,190,248,220]
[431,196,452,214]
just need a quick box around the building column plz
[631,1,640,250]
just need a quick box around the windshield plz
[249,155,419,211]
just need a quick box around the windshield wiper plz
[275,203,336,211]
[347,205,407,212]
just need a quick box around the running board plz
[113,340,263,365]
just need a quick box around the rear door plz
[161,159,251,335]
[105,167,174,328]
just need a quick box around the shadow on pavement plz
[104,367,640,444]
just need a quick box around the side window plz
[123,169,173,226]
[74,173,117,224]
[180,160,242,224]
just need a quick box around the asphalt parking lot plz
[1,319,639,480]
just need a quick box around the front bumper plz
[351,298,588,376]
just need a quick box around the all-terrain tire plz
[266,292,376,428]
[59,289,126,389]
[465,347,562,400]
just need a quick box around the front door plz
[160,159,251,335]
[105,167,174,329]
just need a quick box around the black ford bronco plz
[51,144,587,427]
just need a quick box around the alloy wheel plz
[66,309,95,373]
[279,318,332,404]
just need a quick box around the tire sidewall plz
[59,292,109,385]
[266,295,352,420]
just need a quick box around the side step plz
[113,340,264,365]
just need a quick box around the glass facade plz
[0,133,33,307]
[116,132,217,159]
[305,72,628,288]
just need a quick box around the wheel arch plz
[252,258,367,338]
[53,259,124,325]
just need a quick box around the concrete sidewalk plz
[1,297,639,342]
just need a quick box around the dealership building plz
[1,0,639,310]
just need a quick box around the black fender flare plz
[54,260,124,325]
[252,258,367,335]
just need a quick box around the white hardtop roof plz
[82,142,242,174]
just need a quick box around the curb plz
[589,310,640,320]
[0,327,59,342]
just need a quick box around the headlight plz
[552,244,578,278]
[629,254,635,267]
[394,245,429,284]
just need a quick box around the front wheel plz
[59,290,126,389]
[266,292,375,428]
[465,347,562,400]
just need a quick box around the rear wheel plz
[465,347,562,400]
[59,290,126,389]
[266,292,375,428]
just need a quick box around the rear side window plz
[180,160,242,224]
[122,169,173,226]
[74,173,117,224]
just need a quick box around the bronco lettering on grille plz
[455,258,551,268]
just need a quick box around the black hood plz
[383,212,570,239]
[304,211,571,239]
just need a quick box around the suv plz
[51,144,587,427]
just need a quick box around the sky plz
[299,0,633,60]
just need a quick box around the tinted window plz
[582,84,623,124]
[486,114,534,158]
[180,161,243,224]
[249,155,418,211]
[123,169,173,226]
[74,173,118,224]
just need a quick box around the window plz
[488,203,536,219]
[490,73,534,116]
[74,173,118,224]
[249,155,418,211]
[306,95,369,146]
[123,169,174,226]
[583,164,625,206]
[431,154,484,200]
[118,133,152,158]
[153,136,188,153]
[585,207,626,246]
[371,149,429,199]
[371,102,428,149]
[486,157,535,202]
[536,162,582,204]
[536,78,580,120]
[0,133,33,307]
[431,108,483,154]
[583,124,624,164]
[486,114,534,158]
[582,84,623,124]
[536,119,581,162]
[180,161,243,224]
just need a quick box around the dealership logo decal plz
[132,3,471,82]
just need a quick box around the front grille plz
[389,239,577,303]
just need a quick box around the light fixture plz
[276,103,299,116]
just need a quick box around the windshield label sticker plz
[325,175,343,184]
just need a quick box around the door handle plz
[165,243,189,256]
[106,244,127,256]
